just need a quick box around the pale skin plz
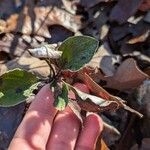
[9,84,103,150]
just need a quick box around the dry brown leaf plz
[139,0,150,11]
[0,33,44,57]
[70,85,119,112]
[0,33,28,56]
[0,102,25,149]
[144,11,150,23]
[0,0,17,19]
[136,80,150,137]
[144,67,150,76]
[62,0,79,14]
[127,30,150,44]
[110,24,130,41]
[0,51,9,63]
[110,0,143,24]
[105,58,149,91]
[62,0,112,11]
[96,138,110,150]
[83,73,125,103]
[131,138,150,150]
[1,6,83,37]
[88,42,121,76]
[102,121,121,146]
[80,0,113,8]
[62,66,105,85]
[0,55,50,78]
[77,73,142,117]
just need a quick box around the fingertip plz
[86,112,103,133]
[28,84,55,114]
[75,113,103,149]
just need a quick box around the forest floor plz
[0,0,150,149]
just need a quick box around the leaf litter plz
[0,0,150,149]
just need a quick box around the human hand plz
[9,84,103,150]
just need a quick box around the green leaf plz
[0,69,39,107]
[58,36,99,71]
[54,83,69,111]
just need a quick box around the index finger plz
[9,84,58,150]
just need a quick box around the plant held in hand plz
[0,35,143,117]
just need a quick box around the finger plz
[75,113,103,150]
[47,106,81,150]
[9,84,58,150]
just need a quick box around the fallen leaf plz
[80,0,113,8]
[88,42,121,76]
[48,25,74,43]
[127,30,150,44]
[144,67,150,76]
[110,0,143,24]
[67,82,119,112]
[110,24,130,41]
[0,32,48,58]
[105,58,149,91]
[0,0,17,19]
[62,0,79,15]
[0,55,50,78]
[0,51,9,63]
[82,73,143,117]
[120,36,139,55]
[0,33,28,57]
[135,80,150,138]
[139,0,150,11]
[102,121,121,146]
[93,6,109,30]
[129,20,150,37]
[0,103,25,149]
[144,11,150,23]
[136,80,150,117]
[1,6,84,37]
[131,138,150,150]
[0,69,39,107]
[83,73,123,102]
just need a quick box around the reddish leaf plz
[139,0,150,11]
[83,73,124,104]
[80,73,143,117]
[105,58,149,91]
[69,84,120,113]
